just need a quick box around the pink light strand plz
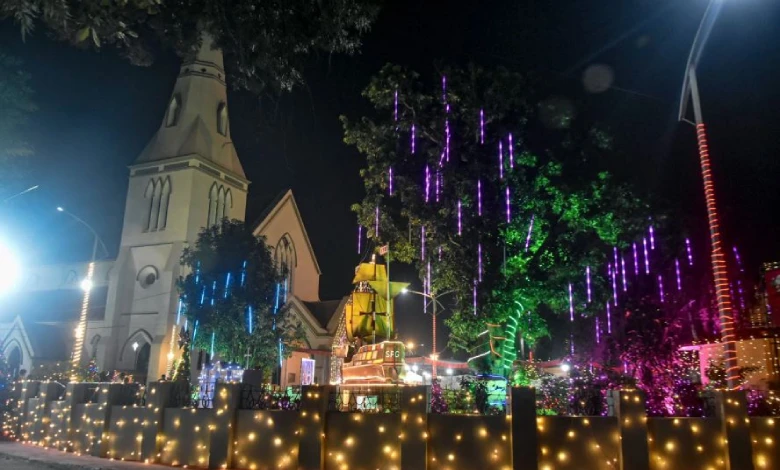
[643,237,650,274]
[435,171,441,203]
[508,133,514,168]
[425,165,430,203]
[568,283,574,322]
[658,274,664,303]
[357,225,362,254]
[477,180,483,216]
[498,141,504,180]
[442,75,446,104]
[621,255,627,292]
[478,243,483,282]
[675,258,682,291]
[411,124,416,154]
[445,119,450,162]
[421,226,426,261]
[633,242,639,276]
[473,280,478,316]
[586,266,592,303]
[611,263,618,306]
[394,89,398,122]
[480,109,484,144]
[686,238,693,266]
[596,317,600,344]
[375,206,379,238]
[606,302,612,334]
[457,200,463,235]
[613,247,619,276]
[388,167,393,196]
[505,187,511,223]
[649,225,655,250]
[524,214,535,252]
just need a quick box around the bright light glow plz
[80,278,93,292]
[406,342,415,350]
[0,239,21,296]
[132,342,139,352]
[561,363,570,373]
[446,368,453,375]
[71,261,95,379]
[56,206,64,212]
[401,288,408,294]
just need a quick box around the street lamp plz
[57,206,109,380]
[401,288,455,378]
[678,0,738,389]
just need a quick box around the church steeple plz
[135,34,245,178]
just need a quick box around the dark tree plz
[0,53,36,196]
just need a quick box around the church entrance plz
[134,343,151,383]
[7,346,22,378]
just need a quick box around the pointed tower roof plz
[135,34,246,178]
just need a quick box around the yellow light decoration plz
[71,261,95,379]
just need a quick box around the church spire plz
[135,34,245,178]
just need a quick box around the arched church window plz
[217,102,228,136]
[144,177,172,232]
[144,179,156,231]
[216,186,225,222]
[207,183,219,226]
[157,177,171,230]
[274,235,296,298]
[223,189,233,220]
[166,95,181,127]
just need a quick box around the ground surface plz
[0,441,170,470]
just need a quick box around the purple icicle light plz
[421,226,426,261]
[478,243,483,282]
[621,255,627,292]
[477,180,483,216]
[606,302,612,334]
[508,133,514,169]
[733,246,744,272]
[473,279,478,316]
[611,263,618,306]
[445,119,451,162]
[524,215,535,252]
[649,225,655,250]
[643,237,650,274]
[442,75,447,104]
[586,266,592,303]
[686,238,693,266]
[388,167,393,196]
[505,187,511,223]
[457,200,463,235]
[613,247,619,279]
[394,89,398,122]
[435,171,441,203]
[498,141,504,180]
[425,165,430,203]
[658,274,664,303]
[596,317,600,344]
[480,109,485,144]
[375,206,380,238]
[438,245,442,261]
[357,225,362,254]
[411,124,416,154]
[675,258,682,291]
[568,283,574,322]
[633,242,639,276]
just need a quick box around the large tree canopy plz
[342,64,654,361]
[0,53,36,196]
[1,0,380,93]
[178,219,304,375]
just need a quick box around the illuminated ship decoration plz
[334,258,412,384]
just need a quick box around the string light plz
[525,215,534,252]
[388,167,393,196]
[425,165,430,203]
[499,141,504,180]
[686,238,693,266]
[649,225,655,250]
[375,206,380,238]
[478,243,483,283]
[676,259,682,291]
[357,225,362,253]
[477,180,483,216]
[421,226,426,261]
[633,242,639,276]
[586,266,592,303]
[658,275,664,303]
[411,124,416,154]
[621,255,627,292]
[606,302,612,334]
[480,109,485,144]
[643,237,650,274]
[457,200,463,235]
[505,187,511,223]
[508,133,514,168]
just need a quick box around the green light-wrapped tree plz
[342,64,653,365]
[172,326,191,384]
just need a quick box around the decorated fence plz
[3,380,777,469]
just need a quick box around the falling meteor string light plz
[388,167,393,196]
[508,133,515,169]
[611,264,618,306]
[477,180,483,216]
[224,272,231,299]
[247,305,253,334]
[621,256,627,292]
[394,89,398,122]
[176,298,183,324]
[586,266,592,303]
[425,165,431,203]
[643,237,650,274]
[240,260,247,287]
[421,226,426,260]
[375,206,380,238]
[498,141,504,180]
[596,317,600,344]
[633,242,639,276]
[606,302,612,334]
[613,247,619,277]
[357,225,362,253]
[473,280,478,316]
[649,225,655,250]
[733,246,744,272]
[524,215,535,252]
[411,124,416,154]
[676,259,682,291]
[505,187,511,223]
[480,109,485,144]
[438,245,442,261]
[457,200,463,235]
[686,238,693,266]
[435,170,441,203]
[478,243,483,282]
[445,118,451,162]
[568,283,575,355]
[658,275,665,303]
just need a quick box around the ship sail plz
[345,262,409,343]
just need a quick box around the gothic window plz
[166,95,181,127]
[216,185,225,222]
[217,102,228,136]
[208,182,218,226]
[144,177,172,232]
[274,234,296,297]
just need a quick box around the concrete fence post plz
[401,385,429,470]
[208,383,242,470]
[511,386,539,470]
[143,381,176,461]
[297,385,332,470]
[711,390,755,470]
[610,389,650,470]
[16,380,39,441]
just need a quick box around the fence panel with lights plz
[4,381,780,469]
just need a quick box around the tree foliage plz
[342,64,652,355]
[178,219,304,375]
[0,53,36,196]
[0,0,380,94]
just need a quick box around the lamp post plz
[678,0,739,389]
[401,288,455,378]
[57,206,109,380]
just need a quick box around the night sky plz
[2,0,779,357]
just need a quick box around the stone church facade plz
[0,37,342,386]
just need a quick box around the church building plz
[0,36,343,386]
